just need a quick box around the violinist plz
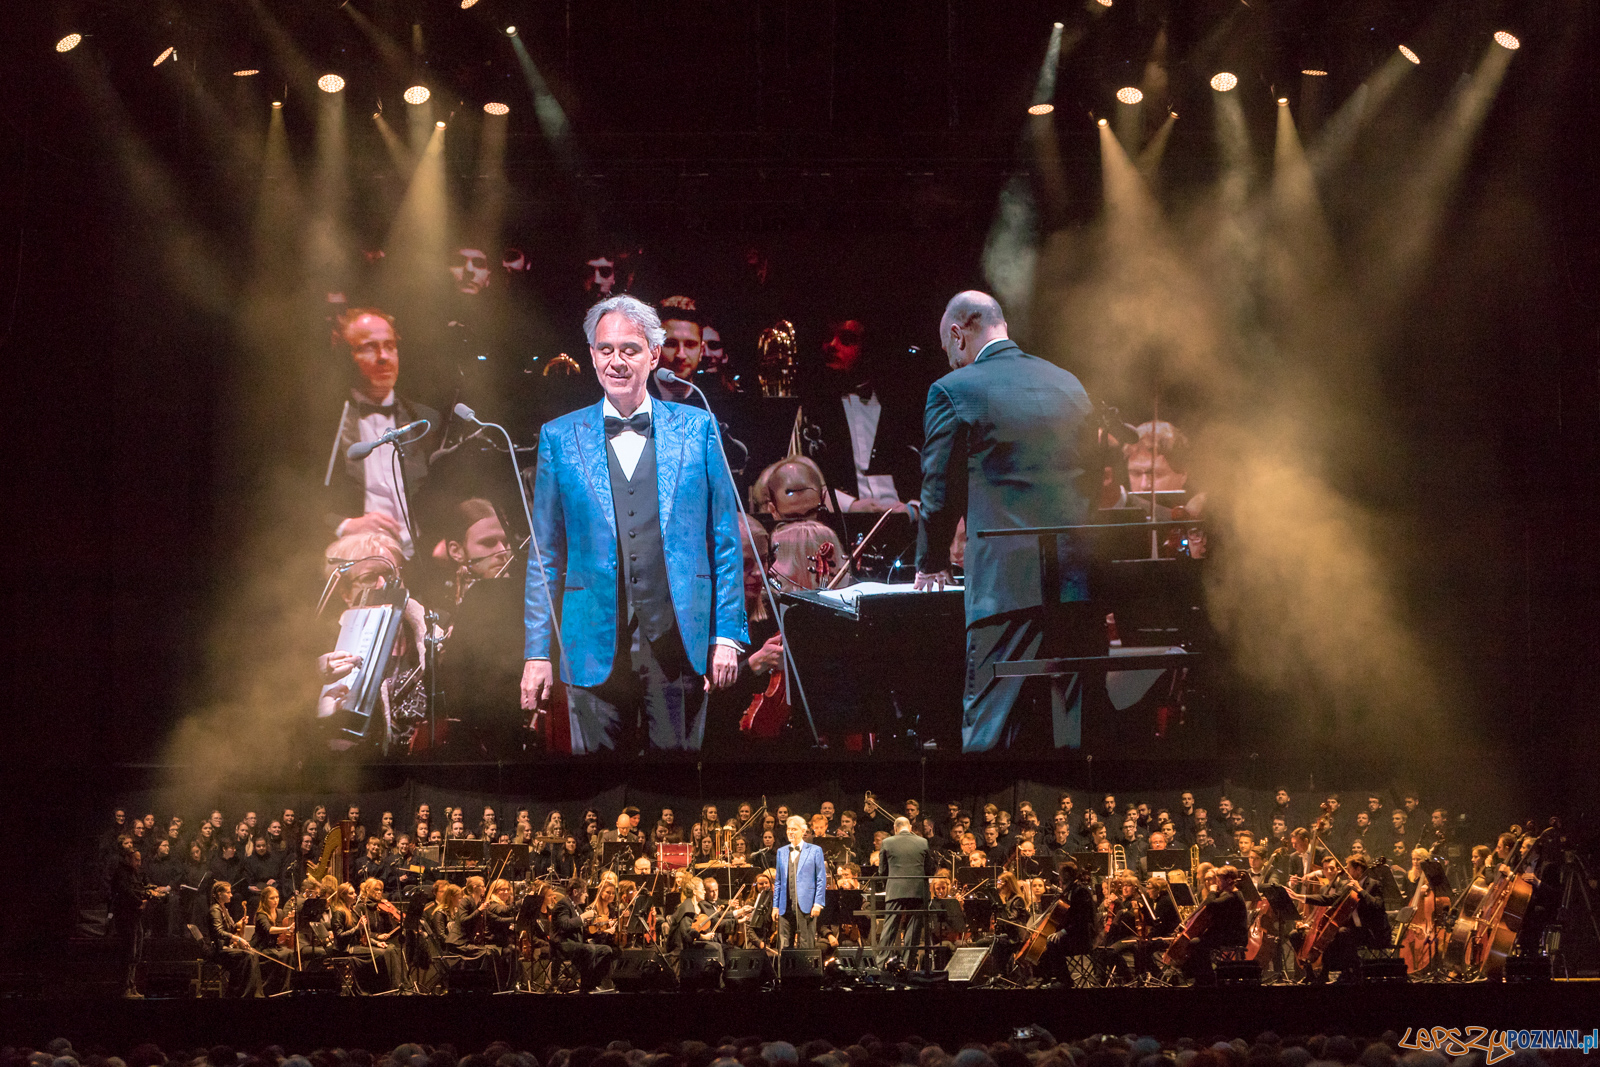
[1096,873,1145,981]
[353,878,409,989]
[206,882,264,997]
[537,880,614,992]
[582,880,623,946]
[250,886,297,994]
[667,870,726,970]
[294,877,333,970]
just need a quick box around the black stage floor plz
[2,983,1595,1052]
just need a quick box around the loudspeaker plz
[679,945,725,991]
[610,949,671,992]
[945,946,991,983]
[832,946,876,974]
[1358,956,1409,984]
[723,949,770,992]
[448,967,498,994]
[1215,960,1262,986]
[779,948,824,989]
[1505,956,1551,983]
[289,969,342,995]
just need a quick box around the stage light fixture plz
[272,100,283,108]
[154,47,176,66]
[404,85,431,104]
[1097,117,1108,127]
[483,102,510,115]
[460,0,480,7]
[1301,69,1327,76]
[1116,87,1143,104]
[1277,97,1288,105]
[1494,31,1521,50]
[1210,72,1238,92]
[1095,0,1112,7]
[1027,103,1054,115]
[436,119,446,128]
[504,25,517,36]
[1398,44,1420,64]
[234,68,260,77]
[55,33,83,53]
[1053,22,1064,29]
[318,73,346,93]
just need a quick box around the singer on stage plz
[521,295,747,753]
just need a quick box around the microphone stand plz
[658,370,822,747]
[452,404,572,730]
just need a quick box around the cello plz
[1475,830,1548,978]
[1396,857,1449,973]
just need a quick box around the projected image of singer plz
[914,291,1102,753]
[325,307,440,558]
[521,295,747,754]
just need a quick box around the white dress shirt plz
[840,390,900,505]
[352,390,413,557]
[602,395,652,480]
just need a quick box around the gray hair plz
[584,294,666,350]
[894,816,912,832]
[786,815,807,830]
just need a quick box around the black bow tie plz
[353,400,396,418]
[847,381,874,400]
[604,411,651,438]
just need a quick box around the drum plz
[657,843,691,870]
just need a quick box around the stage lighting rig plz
[1027,103,1054,115]
[1493,31,1520,50]
[234,69,260,76]
[153,47,176,66]
[1210,72,1238,91]
[1116,87,1143,104]
[1398,44,1420,65]
[55,33,84,53]
[318,73,346,93]
[504,25,517,36]
[404,85,431,104]
[483,102,510,115]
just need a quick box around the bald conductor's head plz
[894,816,912,833]
[939,291,1008,369]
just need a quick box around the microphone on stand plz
[653,367,822,747]
[347,419,431,460]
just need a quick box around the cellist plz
[1170,865,1249,985]
[1291,854,1387,983]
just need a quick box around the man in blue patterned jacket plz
[521,295,747,754]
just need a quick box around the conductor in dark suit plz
[913,291,1101,752]
[876,817,934,965]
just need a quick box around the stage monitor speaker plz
[1505,956,1551,983]
[142,963,200,999]
[1215,960,1261,987]
[448,968,498,994]
[1356,955,1409,984]
[289,969,342,995]
[611,949,672,992]
[945,946,991,984]
[679,945,725,992]
[723,949,770,992]
[779,948,824,990]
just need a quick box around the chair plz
[185,924,227,998]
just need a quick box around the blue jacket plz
[773,841,828,915]
[524,398,748,687]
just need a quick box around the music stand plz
[443,839,485,872]
[1144,850,1189,875]
[487,843,531,880]
[816,837,851,880]
[956,866,1001,899]
[601,840,644,874]
[1069,852,1112,880]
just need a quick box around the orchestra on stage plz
[98,789,1570,996]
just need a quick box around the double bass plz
[1395,858,1450,973]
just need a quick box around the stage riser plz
[1,985,1593,1051]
